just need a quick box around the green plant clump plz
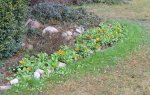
[0,0,27,58]
[30,3,100,27]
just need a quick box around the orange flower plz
[27,67,31,71]
[19,60,24,65]
[75,48,79,52]
[57,50,65,55]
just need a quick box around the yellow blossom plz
[57,50,65,55]
[96,44,99,49]
[96,38,100,42]
[19,60,24,65]
[75,48,79,52]
[27,67,31,71]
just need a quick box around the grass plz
[2,20,148,95]
[76,0,150,20]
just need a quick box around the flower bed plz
[7,21,127,85]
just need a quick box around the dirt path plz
[42,0,150,95]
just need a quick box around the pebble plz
[10,78,19,85]
[34,72,41,80]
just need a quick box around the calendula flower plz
[96,44,99,49]
[96,38,100,42]
[19,60,24,65]
[27,67,31,71]
[57,50,65,55]
[75,48,79,52]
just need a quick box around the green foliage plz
[93,0,128,4]
[0,0,27,58]
[30,3,100,27]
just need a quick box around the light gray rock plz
[58,62,66,68]
[10,78,19,85]
[75,26,85,34]
[25,19,42,29]
[0,86,11,91]
[61,32,68,37]
[34,72,41,80]
[66,31,73,36]
[35,69,44,75]
[28,44,33,50]
[42,26,58,34]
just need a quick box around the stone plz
[58,62,66,68]
[0,86,11,91]
[42,26,58,34]
[10,78,19,85]
[65,36,73,41]
[73,32,80,37]
[75,26,85,34]
[25,19,42,29]
[61,32,68,37]
[28,44,33,50]
[34,72,41,80]
[66,31,73,36]
[48,69,53,74]
[35,69,44,75]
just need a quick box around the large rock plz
[42,26,59,35]
[25,19,42,29]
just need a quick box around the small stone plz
[66,31,73,36]
[28,44,33,50]
[34,72,41,80]
[48,70,53,74]
[10,78,19,85]
[35,69,44,75]
[61,32,68,37]
[42,26,58,34]
[73,32,80,37]
[0,86,11,91]
[58,62,66,68]
[65,36,73,41]
[75,26,85,34]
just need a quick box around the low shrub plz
[30,3,101,27]
[0,0,27,58]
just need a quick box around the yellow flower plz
[76,54,80,60]
[96,44,99,49]
[75,48,79,52]
[19,60,24,65]
[57,50,65,55]
[27,67,31,71]
[96,38,100,42]
[87,35,93,39]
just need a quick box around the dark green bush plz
[0,0,27,58]
[30,3,101,27]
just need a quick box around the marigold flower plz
[27,67,31,71]
[57,50,65,55]
[96,38,100,42]
[19,60,24,65]
[96,44,99,49]
[75,48,79,52]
